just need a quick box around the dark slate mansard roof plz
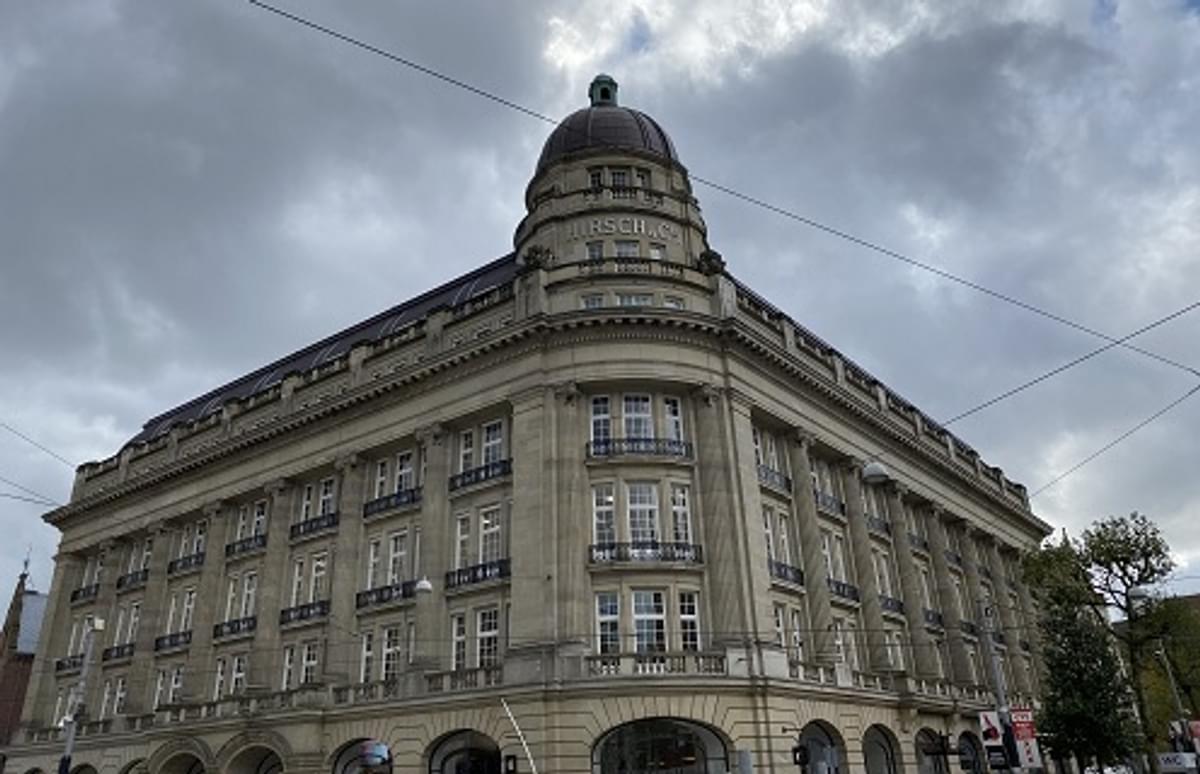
[125,253,519,448]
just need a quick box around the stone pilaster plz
[251,480,295,690]
[552,382,589,653]
[787,433,835,665]
[85,540,119,712]
[887,486,937,678]
[985,537,1032,699]
[841,461,888,672]
[927,508,972,687]
[960,528,991,690]
[326,453,366,683]
[188,501,228,701]
[125,525,172,714]
[20,552,75,727]
[1012,550,1043,694]
[411,423,447,670]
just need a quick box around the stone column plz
[841,461,888,671]
[552,382,589,655]
[126,525,173,714]
[927,508,971,687]
[326,453,366,683]
[1011,551,1043,694]
[187,501,228,701]
[20,552,76,727]
[985,539,1031,698]
[85,540,120,712]
[887,486,937,678]
[251,480,295,690]
[960,528,991,690]
[787,433,834,665]
[411,423,447,670]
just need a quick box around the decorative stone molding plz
[521,244,553,270]
[201,500,224,518]
[690,383,723,407]
[415,422,446,446]
[334,452,360,472]
[696,248,725,275]
[552,380,581,405]
[214,728,293,773]
[264,478,291,498]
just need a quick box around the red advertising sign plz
[1011,708,1042,768]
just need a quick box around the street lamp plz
[58,616,105,774]
[414,576,433,595]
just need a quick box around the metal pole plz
[501,697,538,774]
[980,601,1015,773]
[1156,641,1196,770]
[58,621,99,774]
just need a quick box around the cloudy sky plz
[1,1,1198,596]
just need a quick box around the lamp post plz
[58,616,105,774]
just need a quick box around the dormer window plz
[615,240,639,258]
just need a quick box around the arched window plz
[798,721,846,774]
[427,730,500,774]
[593,718,729,774]
[915,729,949,774]
[332,739,393,774]
[863,725,901,774]
[957,732,985,774]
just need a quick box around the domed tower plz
[514,75,711,268]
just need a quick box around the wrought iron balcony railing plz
[814,490,846,516]
[154,630,192,652]
[225,533,267,558]
[279,600,330,625]
[448,459,512,491]
[757,465,793,493]
[55,654,85,673]
[879,595,905,615]
[445,558,511,589]
[356,580,417,609]
[908,533,930,552]
[865,514,892,536]
[586,438,693,459]
[213,616,257,640]
[944,549,964,567]
[102,643,135,662]
[768,560,804,585]
[827,578,861,602]
[116,569,149,592]
[290,512,339,540]
[588,542,703,564]
[70,584,100,604]
[167,552,205,576]
[362,487,422,518]
[923,608,945,628]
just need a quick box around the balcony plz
[448,459,512,492]
[814,490,846,516]
[167,552,205,576]
[768,560,805,586]
[55,654,84,674]
[70,583,100,605]
[944,549,963,567]
[923,608,945,629]
[865,514,892,537]
[445,558,511,589]
[879,595,905,615]
[116,569,149,592]
[588,542,703,565]
[961,620,980,638]
[213,616,257,640]
[908,533,930,552]
[827,578,861,602]
[154,630,192,652]
[290,512,339,541]
[102,643,135,662]
[225,533,267,558]
[585,652,728,677]
[279,600,330,626]
[757,465,792,494]
[426,665,503,693]
[586,438,693,459]
[362,487,422,518]
[356,580,417,609]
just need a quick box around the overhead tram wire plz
[248,0,1200,380]
[0,420,76,469]
[0,492,58,507]
[0,472,62,507]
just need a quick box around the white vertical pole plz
[501,696,539,774]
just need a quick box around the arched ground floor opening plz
[227,746,283,774]
[427,730,501,774]
[592,718,730,774]
[799,720,846,774]
[915,728,950,774]
[863,724,902,774]
[332,738,394,774]
[958,732,985,774]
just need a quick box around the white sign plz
[1158,752,1197,773]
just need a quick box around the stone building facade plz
[5,76,1050,774]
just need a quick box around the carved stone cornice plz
[202,500,225,518]
[334,452,360,472]
[415,422,445,446]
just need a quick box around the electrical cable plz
[246,0,1200,380]
[0,491,58,506]
[0,472,62,507]
[0,419,76,469]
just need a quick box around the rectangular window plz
[360,631,375,683]
[318,478,335,516]
[832,533,847,581]
[281,645,295,690]
[592,484,616,545]
[177,525,192,559]
[632,590,666,653]
[648,243,666,261]
[126,602,140,644]
[366,538,382,589]
[180,588,196,631]
[300,485,314,521]
[113,677,127,714]
[100,679,112,720]
[407,622,416,665]
[395,451,414,491]
[581,293,605,309]
[831,618,846,664]
[752,427,765,467]
[455,514,471,569]
[459,430,475,472]
[662,295,684,309]
[616,292,653,307]
[477,608,500,667]
[451,614,467,671]
[234,506,249,541]
[664,397,684,441]
[670,484,691,544]
[623,394,652,440]
[154,671,166,709]
[777,514,792,565]
[873,551,892,598]
[382,626,402,680]
[589,169,603,189]
[763,507,776,562]
[596,593,620,654]
[224,575,239,621]
[954,576,968,620]
[112,606,126,648]
[309,553,328,603]
[610,168,629,189]
[615,240,639,258]
[764,433,779,470]
[627,482,659,545]
[140,538,153,570]
[635,169,650,190]
[193,521,207,554]
[920,566,934,609]
[252,501,267,535]
[679,592,699,652]
[374,459,389,499]
[213,658,226,700]
[482,421,504,465]
[590,396,612,443]
[301,641,320,684]
[479,507,502,564]
[773,605,786,647]
[169,666,184,704]
[231,655,247,693]
[388,531,408,583]
[586,241,604,261]
[240,572,257,617]
[789,608,805,662]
